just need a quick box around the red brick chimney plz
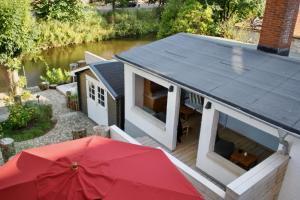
[258,0,300,56]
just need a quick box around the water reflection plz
[0,37,154,92]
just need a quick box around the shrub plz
[2,102,54,141]
[158,0,217,38]
[172,0,217,35]
[157,0,185,38]
[105,9,159,38]
[35,11,112,49]
[21,90,32,101]
[40,67,70,85]
[5,104,36,129]
[32,0,84,22]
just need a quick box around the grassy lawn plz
[1,103,56,142]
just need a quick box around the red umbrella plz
[0,136,203,200]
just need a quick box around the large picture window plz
[135,74,168,123]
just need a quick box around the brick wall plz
[294,12,300,38]
[258,0,300,55]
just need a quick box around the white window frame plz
[97,86,106,108]
[88,81,96,101]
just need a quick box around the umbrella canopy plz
[0,136,203,200]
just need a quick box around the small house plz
[116,32,300,199]
[72,52,124,129]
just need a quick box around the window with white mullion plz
[97,86,105,107]
[89,82,95,101]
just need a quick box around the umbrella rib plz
[113,178,201,199]
[103,149,159,163]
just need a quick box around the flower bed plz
[1,102,55,141]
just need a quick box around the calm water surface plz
[0,33,299,93]
[0,37,154,92]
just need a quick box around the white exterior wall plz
[278,136,300,200]
[196,98,284,185]
[124,64,180,150]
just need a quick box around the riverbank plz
[35,8,159,50]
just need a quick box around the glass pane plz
[100,95,104,101]
[101,88,104,95]
[100,101,105,107]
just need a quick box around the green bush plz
[105,9,159,38]
[35,11,112,49]
[2,102,54,141]
[157,0,185,38]
[21,90,32,101]
[158,0,217,38]
[5,104,36,129]
[172,0,217,35]
[32,0,84,22]
[40,67,70,85]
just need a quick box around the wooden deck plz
[136,112,274,174]
[136,113,201,168]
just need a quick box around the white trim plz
[86,75,108,126]
[70,66,89,75]
[158,147,226,199]
[84,51,107,64]
[72,65,116,101]
[124,64,180,150]
[121,61,299,139]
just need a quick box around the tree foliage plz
[172,0,216,35]
[157,0,185,38]
[32,0,84,22]
[158,0,216,38]
[0,0,33,70]
[205,0,265,22]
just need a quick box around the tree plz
[157,0,185,38]
[32,0,84,22]
[0,0,34,95]
[147,0,167,7]
[172,0,216,35]
[158,0,217,38]
[204,0,265,22]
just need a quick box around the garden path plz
[0,89,96,164]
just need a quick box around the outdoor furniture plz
[0,136,204,200]
[230,149,258,170]
[180,105,194,121]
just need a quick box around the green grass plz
[1,103,55,142]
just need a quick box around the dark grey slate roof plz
[116,33,300,135]
[90,61,124,99]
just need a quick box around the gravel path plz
[0,89,96,164]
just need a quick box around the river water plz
[0,37,154,92]
[0,33,299,93]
